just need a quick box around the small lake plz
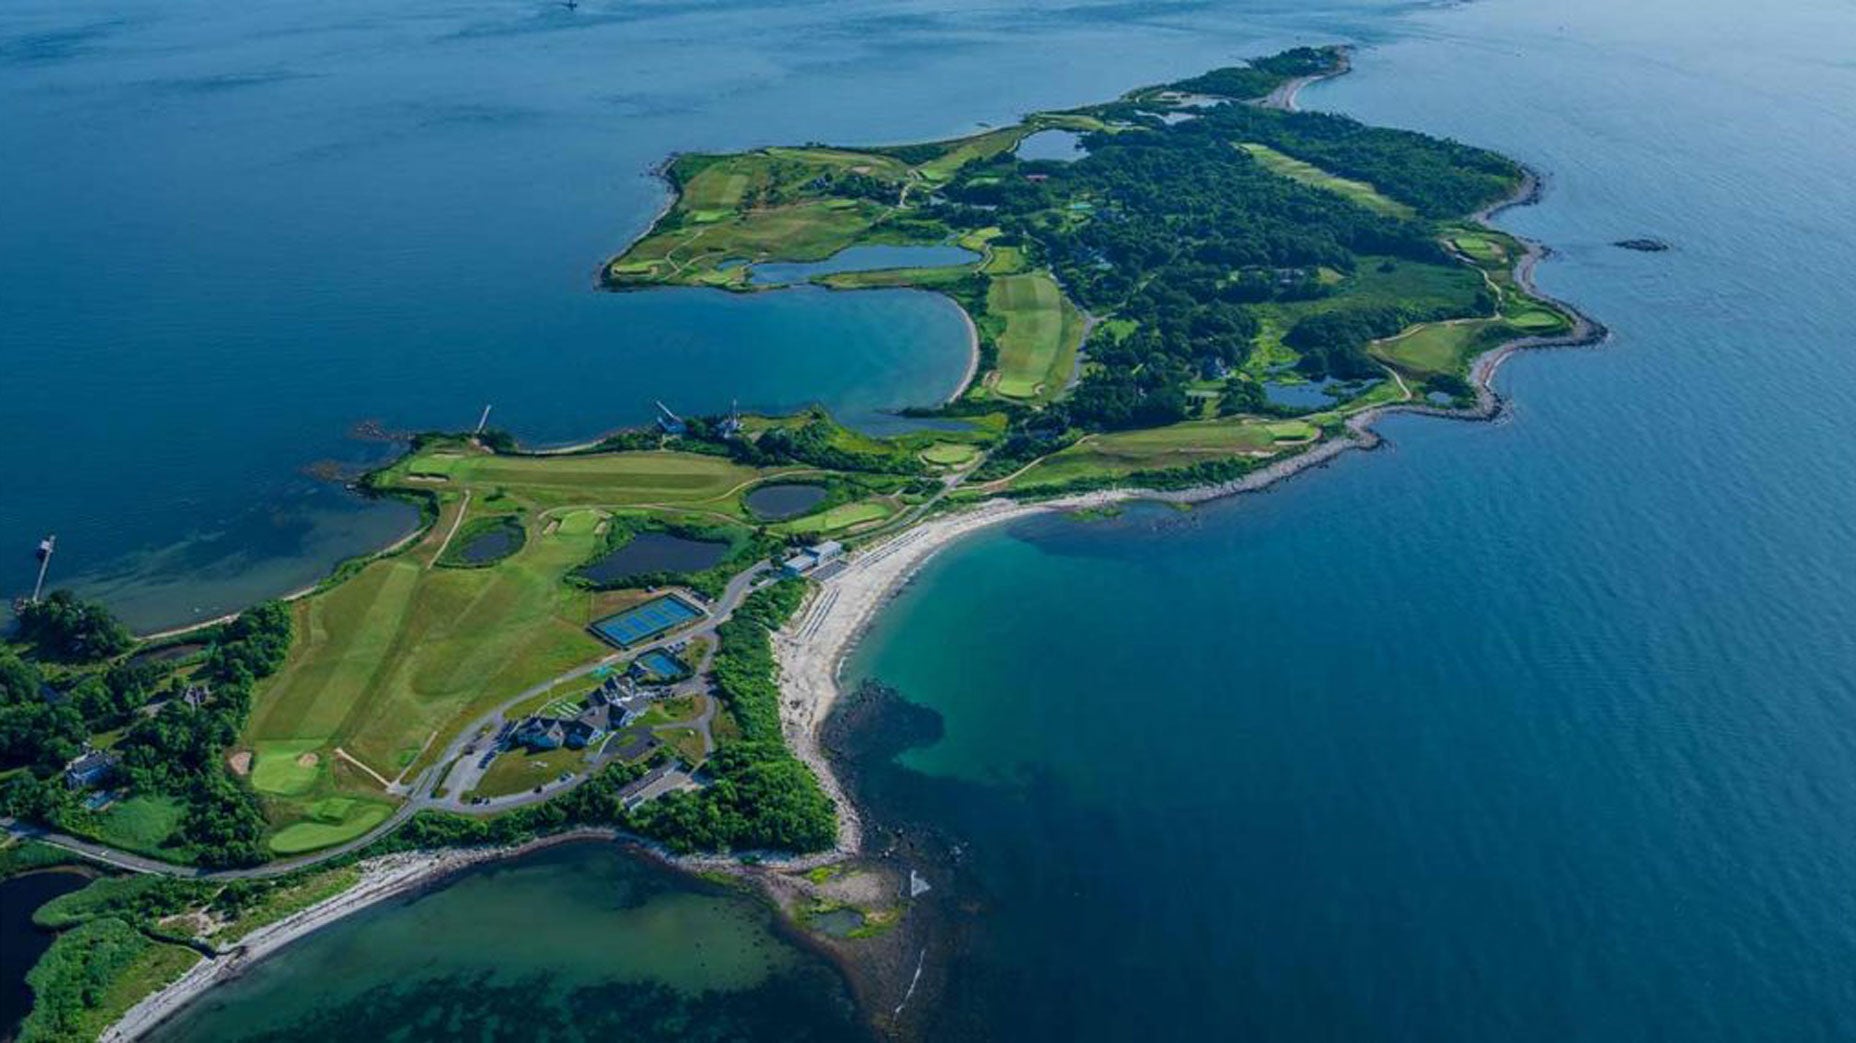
[1261,379,1340,410]
[453,524,523,566]
[581,533,730,585]
[1015,129,1087,163]
[749,245,979,286]
[744,484,828,521]
[1,870,91,1039]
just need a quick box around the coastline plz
[93,46,1603,1043]
[99,832,630,1042]
[772,149,1604,868]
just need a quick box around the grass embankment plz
[241,443,800,852]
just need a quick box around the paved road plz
[5,563,776,880]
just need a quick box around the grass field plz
[247,518,613,782]
[989,272,1083,401]
[411,449,778,514]
[658,727,707,766]
[921,442,980,467]
[1005,417,1288,490]
[93,796,184,854]
[1451,233,1506,264]
[1238,143,1416,219]
[471,748,584,800]
[776,500,895,536]
[917,126,1033,183]
[1371,320,1493,375]
[243,443,777,842]
[268,797,392,855]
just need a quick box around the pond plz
[580,533,731,586]
[748,244,979,286]
[1260,379,1340,410]
[1,870,92,1039]
[743,483,828,521]
[1015,129,1087,163]
[453,523,523,566]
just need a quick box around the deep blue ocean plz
[7,0,1856,1038]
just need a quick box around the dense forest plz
[921,49,1518,430]
[1,598,293,867]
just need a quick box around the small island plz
[2,46,1599,1042]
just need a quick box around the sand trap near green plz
[250,740,323,797]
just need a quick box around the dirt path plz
[333,748,394,790]
[426,490,472,567]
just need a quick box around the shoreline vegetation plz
[0,43,1605,1043]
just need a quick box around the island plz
[1,46,1599,1042]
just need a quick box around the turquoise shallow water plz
[150,844,864,1042]
[849,0,1856,1037]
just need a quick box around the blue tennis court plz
[637,649,688,678]
[591,595,704,647]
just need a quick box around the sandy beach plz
[99,46,1603,1041]
[771,148,1604,864]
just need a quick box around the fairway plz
[247,504,614,785]
[922,442,980,467]
[1238,143,1416,219]
[990,273,1082,401]
[777,500,895,535]
[1371,320,1491,375]
[268,799,392,855]
[438,447,772,512]
[1005,418,1286,490]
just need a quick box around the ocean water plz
[849,0,1856,1038]
[149,843,864,1042]
[11,0,1856,1039]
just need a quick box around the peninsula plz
[1,45,1598,1042]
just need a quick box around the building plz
[64,750,117,790]
[781,540,847,577]
[562,718,602,750]
[513,717,566,752]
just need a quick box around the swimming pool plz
[590,595,704,647]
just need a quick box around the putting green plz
[250,740,323,797]
[268,801,392,855]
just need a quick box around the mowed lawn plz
[246,511,612,783]
[413,449,779,514]
[1371,320,1492,375]
[775,500,895,536]
[1238,142,1417,220]
[1005,417,1292,490]
[990,272,1083,401]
